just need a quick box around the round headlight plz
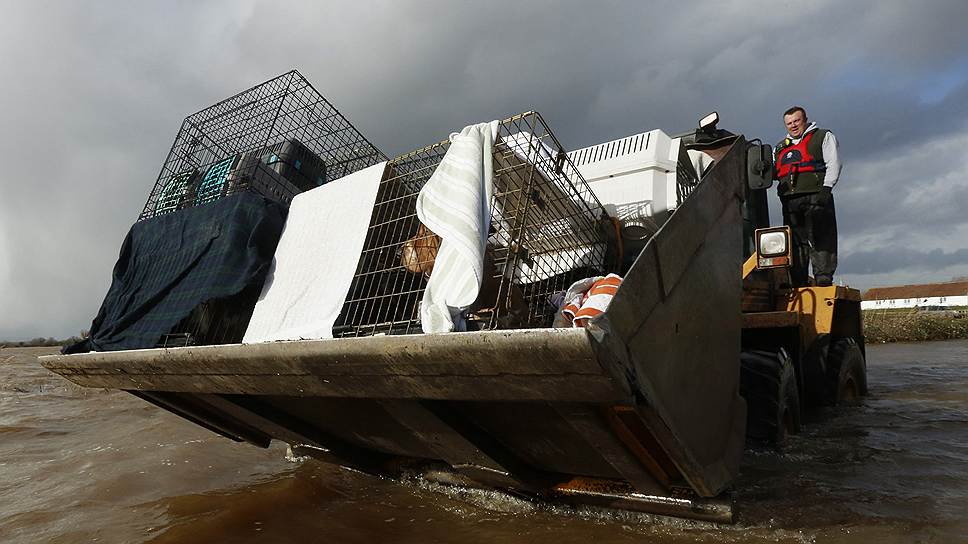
[759,231,787,257]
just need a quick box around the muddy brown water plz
[1,341,966,543]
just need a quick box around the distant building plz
[862,281,968,310]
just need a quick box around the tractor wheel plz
[824,338,868,406]
[740,349,801,447]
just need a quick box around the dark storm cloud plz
[2,0,967,339]
[833,126,968,244]
[840,248,968,275]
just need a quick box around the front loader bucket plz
[41,139,748,521]
[588,138,748,497]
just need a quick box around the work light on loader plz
[754,226,792,269]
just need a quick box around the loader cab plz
[682,112,774,258]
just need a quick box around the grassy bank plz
[863,309,968,344]
[0,335,85,349]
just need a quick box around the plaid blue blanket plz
[65,193,287,353]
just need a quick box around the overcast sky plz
[1,0,967,340]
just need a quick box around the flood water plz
[2,340,967,543]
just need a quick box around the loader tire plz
[740,349,801,447]
[824,338,868,406]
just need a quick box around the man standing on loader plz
[774,106,841,287]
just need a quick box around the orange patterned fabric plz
[560,273,623,328]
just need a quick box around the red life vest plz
[775,129,827,180]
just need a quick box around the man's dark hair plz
[784,106,807,118]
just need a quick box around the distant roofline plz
[863,280,968,300]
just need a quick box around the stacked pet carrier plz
[333,111,610,337]
[141,70,385,220]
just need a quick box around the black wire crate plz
[140,70,386,220]
[333,111,611,338]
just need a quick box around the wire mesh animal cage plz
[333,111,610,337]
[139,71,385,349]
[140,70,386,220]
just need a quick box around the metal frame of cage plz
[333,111,611,338]
[140,70,386,220]
[138,70,385,348]
[675,155,701,207]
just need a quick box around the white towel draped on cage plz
[242,162,386,342]
[416,121,500,333]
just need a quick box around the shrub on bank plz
[863,309,968,343]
